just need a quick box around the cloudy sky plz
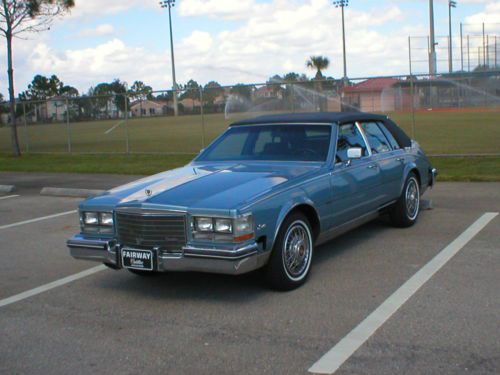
[1,0,499,96]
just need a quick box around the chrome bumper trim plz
[182,243,258,260]
[430,168,438,187]
[67,236,267,275]
[67,235,118,265]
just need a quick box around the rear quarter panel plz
[400,144,433,194]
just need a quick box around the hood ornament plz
[145,189,153,197]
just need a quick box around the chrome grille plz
[116,211,187,251]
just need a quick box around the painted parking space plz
[0,184,499,375]
[0,194,80,226]
[309,212,498,374]
[326,216,500,375]
[0,208,93,299]
[0,194,20,201]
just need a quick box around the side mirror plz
[347,147,363,160]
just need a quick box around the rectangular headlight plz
[83,212,98,225]
[215,218,232,233]
[100,212,114,226]
[195,217,213,232]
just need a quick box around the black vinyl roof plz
[230,112,389,126]
[229,111,412,149]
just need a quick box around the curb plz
[40,187,105,199]
[0,185,16,194]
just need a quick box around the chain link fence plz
[1,71,499,157]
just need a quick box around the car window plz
[377,121,401,150]
[205,131,248,160]
[336,123,368,163]
[197,125,332,162]
[360,122,392,154]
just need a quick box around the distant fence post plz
[125,93,130,154]
[22,102,30,153]
[66,98,72,153]
[408,36,416,139]
[410,78,416,139]
[200,87,206,149]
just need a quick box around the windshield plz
[196,125,332,162]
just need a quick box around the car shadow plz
[97,267,269,303]
[313,217,391,265]
[95,215,416,302]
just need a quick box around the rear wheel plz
[390,173,420,228]
[265,212,313,291]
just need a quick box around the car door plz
[359,121,405,202]
[329,123,384,228]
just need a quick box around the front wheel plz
[390,173,420,228]
[265,213,314,291]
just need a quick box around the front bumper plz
[67,235,269,275]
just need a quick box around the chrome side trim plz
[355,121,373,157]
[316,210,379,246]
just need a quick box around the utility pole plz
[160,0,179,116]
[482,22,486,66]
[429,0,437,75]
[333,0,350,84]
[448,1,457,73]
[460,22,463,71]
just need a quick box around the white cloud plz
[182,31,214,52]
[27,39,172,93]
[8,0,417,93]
[77,24,115,38]
[464,2,500,32]
[69,0,158,18]
[178,0,257,20]
[6,0,491,96]
[172,0,412,83]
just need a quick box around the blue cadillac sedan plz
[68,112,437,290]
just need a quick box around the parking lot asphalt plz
[0,177,498,375]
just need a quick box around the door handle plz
[367,164,378,169]
[396,157,405,162]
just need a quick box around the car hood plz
[84,162,321,211]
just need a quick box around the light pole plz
[160,0,179,116]
[448,1,457,73]
[333,0,349,83]
[429,0,437,75]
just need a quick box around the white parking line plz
[0,195,20,201]
[309,212,499,375]
[0,265,107,308]
[0,210,77,230]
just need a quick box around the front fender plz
[270,192,319,251]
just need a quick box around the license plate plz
[121,249,153,271]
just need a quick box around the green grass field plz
[0,154,498,182]
[0,111,499,155]
[1,110,499,181]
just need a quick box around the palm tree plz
[306,56,330,80]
